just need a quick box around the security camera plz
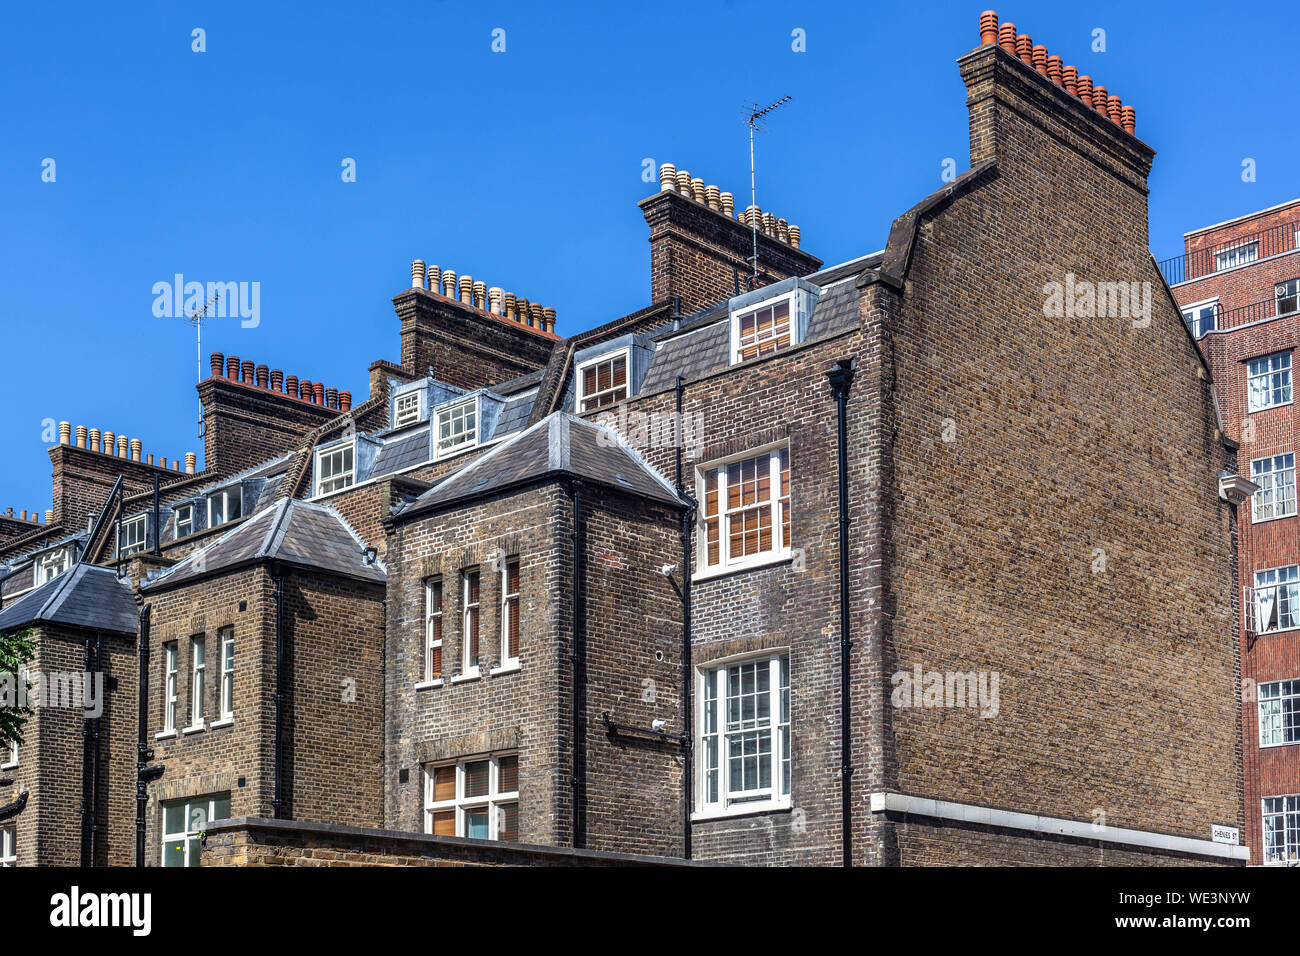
[651,719,668,732]
[659,563,676,577]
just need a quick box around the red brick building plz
[1166,198,1300,865]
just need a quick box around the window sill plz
[0,762,16,771]
[693,553,792,584]
[1248,400,1294,415]
[414,678,444,690]
[154,730,177,741]
[1257,624,1300,637]
[181,724,206,736]
[1259,738,1300,750]
[450,670,481,685]
[209,717,235,729]
[692,800,791,823]
[489,662,521,677]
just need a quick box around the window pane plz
[213,794,231,821]
[499,803,519,843]
[432,810,455,836]
[498,755,519,793]
[464,760,490,798]
[466,810,490,839]
[433,765,456,802]
[163,840,187,867]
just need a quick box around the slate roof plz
[397,412,684,519]
[142,498,385,592]
[370,426,432,479]
[0,562,137,636]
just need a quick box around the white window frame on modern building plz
[394,390,421,428]
[207,487,242,528]
[161,793,231,867]
[461,568,481,677]
[498,556,520,671]
[1254,565,1300,634]
[1215,240,1258,272]
[1,739,16,769]
[37,547,68,585]
[314,441,355,497]
[434,397,479,459]
[730,289,797,365]
[695,652,791,819]
[160,642,178,735]
[186,635,205,732]
[576,348,631,411]
[217,628,234,722]
[422,753,519,841]
[1262,794,1300,864]
[1247,351,1293,413]
[0,825,14,866]
[1180,298,1218,339]
[696,444,791,577]
[119,515,146,557]
[1251,452,1297,523]
[1277,278,1300,317]
[421,577,443,685]
[1259,679,1300,748]
[175,503,194,538]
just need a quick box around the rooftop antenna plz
[181,291,220,438]
[744,96,791,285]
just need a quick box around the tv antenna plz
[744,96,791,283]
[181,291,221,437]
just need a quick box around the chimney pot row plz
[207,352,348,409]
[978,11,1135,135]
[656,163,801,249]
[413,263,556,333]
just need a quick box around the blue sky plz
[1,0,1296,515]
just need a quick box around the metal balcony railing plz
[1158,218,1300,286]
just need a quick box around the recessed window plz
[697,654,791,814]
[315,442,355,496]
[162,793,231,867]
[1,739,15,769]
[38,547,68,585]
[1277,278,1300,317]
[1260,679,1300,747]
[394,391,421,428]
[1181,300,1217,339]
[208,487,242,528]
[733,297,792,363]
[119,515,146,556]
[501,557,520,667]
[425,577,443,682]
[1247,352,1292,412]
[699,447,791,573]
[1252,453,1297,522]
[189,636,206,728]
[1215,241,1258,271]
[0,825,14,867]
[436,399,478,458]
[163,643,178,732]
[219,628,234,720]
[1263,795,1300,864]
[578,352,629,411]
[175,504,194,538]
[1254,565,1300,634]
[462,568,481,674]
[423,754,519,841]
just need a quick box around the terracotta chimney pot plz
[326,386,338,409]
[58,421,71,445]
[210,352,225,378]
[1047,55,1062,85]
[1062,64,1077,94]
[979,10,998,46]
[1032,45,1048,75]
[271,368,284,392]
[1092,84,1109,115]
[1015,34,1032,64]
[339,391,353,412]
[241,360,254,384]
[130,439,142,462]
[286,374,299,397]
[227,355,240,379]
[442,269,457,298]
[313,382,325,405]
[427,264,441,293]
[1077,75,1093,107]
[720,192,734,218]
[1121,105,1136,134]
[184,453,196,475]
[1107,94,1122,124]
[998,23,1016,52]
[256,364,269,389]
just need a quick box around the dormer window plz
[38,547,68,584]
[435,398,478,458]
[119,515,147,556]
[208,487,242,528]
[578,350,629,411]
[394,391,421,428]
[175,504,194,538]
[732,296,792,364]
[315,441,355,496]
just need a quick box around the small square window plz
[394,391,421,428]
[315,443,355,496]
[436,400,478,458]
[577,352,629,411]
[1247,352,1293,413]
[119,515,147,556]
[175,504,194,538]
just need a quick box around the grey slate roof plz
[0,562,137,636]
[493,388,539,438]
[142,498,385,592]
[370,426,432,479]
[397,412,684,519]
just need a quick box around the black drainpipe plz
[569,482,584,848]
[827,358,855,867]
[675,376,694,860]
[272,565,285,819]
[136,603,156,867]
[89,631,102,864]
[80,632,102,865]
[151,475,161,556]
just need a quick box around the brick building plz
[1166,198,1300,865]
[0,12,1249,866]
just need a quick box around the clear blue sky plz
[1,0,1295,516]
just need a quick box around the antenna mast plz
[184,291,221,438]
[744,96,791,284]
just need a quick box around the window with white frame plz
[435,399,478,458]
[577,351,629,411]
[1252,453,1297,522]
[423,754,519,841]
[119,515,146,556]
[314,442,355,496]
[189,636,206,727]
[1278,278,1300,317]
[394,391,421,428]
[2,739,16,769]
[1181,300,1218,339]
[462,569,481,673]
[0,825,14,867]
[162,643,178,732]
[501,557,520,667]
[1215,241,1258,271]
[207,487,242,528]
[699,447,791,572]
[425,577,443,682]
[175,504,194,539]
[697,654,790,813]
[219,628,234,720]
[38,547,68,585]
[1255,565,1300,633]
[1260,679,1300,747]
[732,296,793,363]
[1262,795,1300,864]
[161,793,231,867]
[1247,352,1292,412]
